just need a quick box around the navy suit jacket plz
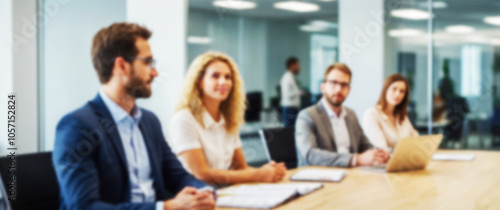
[52,94,207,210]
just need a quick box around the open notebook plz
[291,169,346,182]
[216,183,323,209]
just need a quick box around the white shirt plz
[321,99,356,166]
[280,71,301,107]
[362,106,419,150]
[167,109,243,172]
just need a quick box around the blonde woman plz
[168,51,287,186]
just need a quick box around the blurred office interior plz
[1,0,500,167]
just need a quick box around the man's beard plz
[125,68,152,99]
[325,94,345,108]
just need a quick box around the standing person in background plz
[168,51,287,187]
[280,56,303,127]
[363,74,419,150]
[438,58,455,100]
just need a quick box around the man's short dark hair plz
[91,22,152,84]
[285,56,299,69]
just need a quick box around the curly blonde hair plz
[175,51,246,134]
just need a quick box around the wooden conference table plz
[216,150,500,210]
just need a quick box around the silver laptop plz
[374,134,443,173]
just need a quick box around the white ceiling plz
[389,0,500,46]
[391,0,500,29]
[188,0,500,46]
[189,0,338,20]
[189,0,500,28]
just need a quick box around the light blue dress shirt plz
[100,90,163,210]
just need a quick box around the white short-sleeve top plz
[167,108,242,172]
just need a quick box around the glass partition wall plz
[384,0,432,138]
[432,0,500,149]
[385,0,500,150]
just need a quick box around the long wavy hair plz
[175,51,246,134]
[376,74,410,124]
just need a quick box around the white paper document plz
[216,183,323,209]
[290,169,346,182]
[432,153,475,161]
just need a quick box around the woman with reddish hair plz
[362,74,419,150]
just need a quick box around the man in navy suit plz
[52,22,215,210]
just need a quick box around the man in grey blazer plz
[295,63,390,167]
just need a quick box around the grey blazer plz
[295,101,373,167]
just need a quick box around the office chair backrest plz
[444,96,470,140]
[0,152,59,209]
[245,92,263,122]
[259,127,297,169]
